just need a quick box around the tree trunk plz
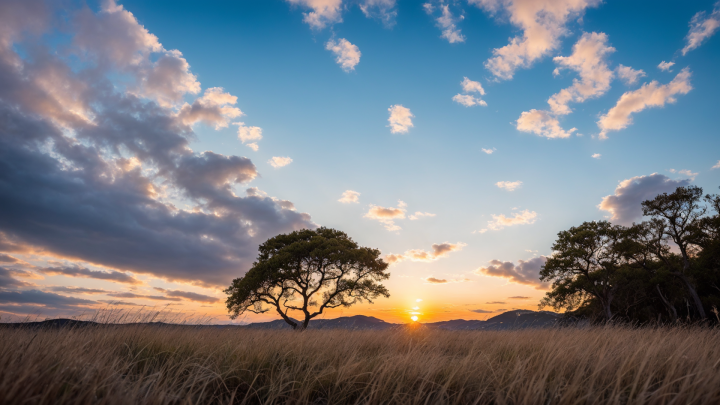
[673,272,707,319]
[655,284,678,322]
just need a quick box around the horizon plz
[1,0,719,325]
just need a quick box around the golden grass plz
[1,320,720,404]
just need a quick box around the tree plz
[225,227,390,330]
[540,221,628,321]
[641,186,707,319]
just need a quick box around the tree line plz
[540,186,720,324]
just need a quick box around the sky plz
[1,0,719,324]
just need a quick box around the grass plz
[1,314,720,404]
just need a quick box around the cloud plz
[657,61,675,72]
[235,122,263,148]
[616,64,646,85]
[0,267,35,289]
[496,181,522,191]
[338,190,360,203]
[453,94,487,107]
[516,109,576,138]
[39,266,142,285]
[597,68,692,138]
[592,153,601,159]
[107,292,181,301]
[469,308,493,313]
[475,256,550,289]
[153,287,219,303]
[0,289,96,308]
[268,156,293,168]
[0,0,315,290]
[385,242,466,264]
[326,38,361,71]
[286,0,343,29]
[713,161,720,169]
[487,210,537,231]
[365,201,407,231]
[425,277,470,284]
[486,301,506,304]
[387,105,414,133]
[178,87,243,129]
[408,212,436,220]
[359,0,397,27]
[425,3,465,43]
[461,77,485,95]
[682,3,720,55]
[470,0,601,80]
[548,32,615,116]
[481,148,496,154]
[508,296,531,299]
[48,286,109,295]
[668,169,698,180]
[598,173,691,225]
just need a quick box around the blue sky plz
[0,0,719,323]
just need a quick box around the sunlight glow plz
[411,316,419,322]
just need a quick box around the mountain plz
[0,311,560,330]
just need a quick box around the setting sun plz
[411,316,419,322]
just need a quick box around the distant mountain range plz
[1,310,560,330]
[236,310,560,330]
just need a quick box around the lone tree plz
[225,227,390,330]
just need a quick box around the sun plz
[411,315,419,322]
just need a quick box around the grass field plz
[2,320,720,404]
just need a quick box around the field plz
[2,322,720,404]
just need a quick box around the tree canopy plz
[225,227,390,329]
[541,186,720,324]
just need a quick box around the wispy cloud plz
[268,156,293,168]
[598,68,692,139]
[425,3,465,43]
[616,65,646,85]
[365,200,407,231]
[385,242,466,264]
[475,256,550,289]
[658,61,675,72]
[592,153,601,159]
[682,3,720,55]
[482,148,496,154]
[409,212,436,220]
[487,210,537,230]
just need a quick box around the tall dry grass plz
[1,317,720,404]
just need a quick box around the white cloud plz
[234,122,263,145]
[338,190,360,203]
[285,0,343,29]
[424,277,470,284]
[453,94,487,107]
[178,87,243,130]
[387,105,414,133]
[409,212,436,220]
[597,68,692,139]
[359,0,397,27]
[548,32,615,116]
[682,3,720,55]
[616,64,646,86]
[669,169,698,180]
[487,209,537,230]
[658,61,675,72]
[268,156,293,168]
[713,160,720,169]
[461,77,485,95]
[475,256,550,289]
[516,109,576,138]
[365,200,407,231]
[470,0,601,80]
[246,143,259,152]
[385,242,466,264]
[437,4,465,43]
[496,181,523,191]
[598,173,691,225]
[325,38,361,71]
[592,153,601,159]
[481,148,496,154]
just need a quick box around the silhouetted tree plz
[225,227,390,330]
